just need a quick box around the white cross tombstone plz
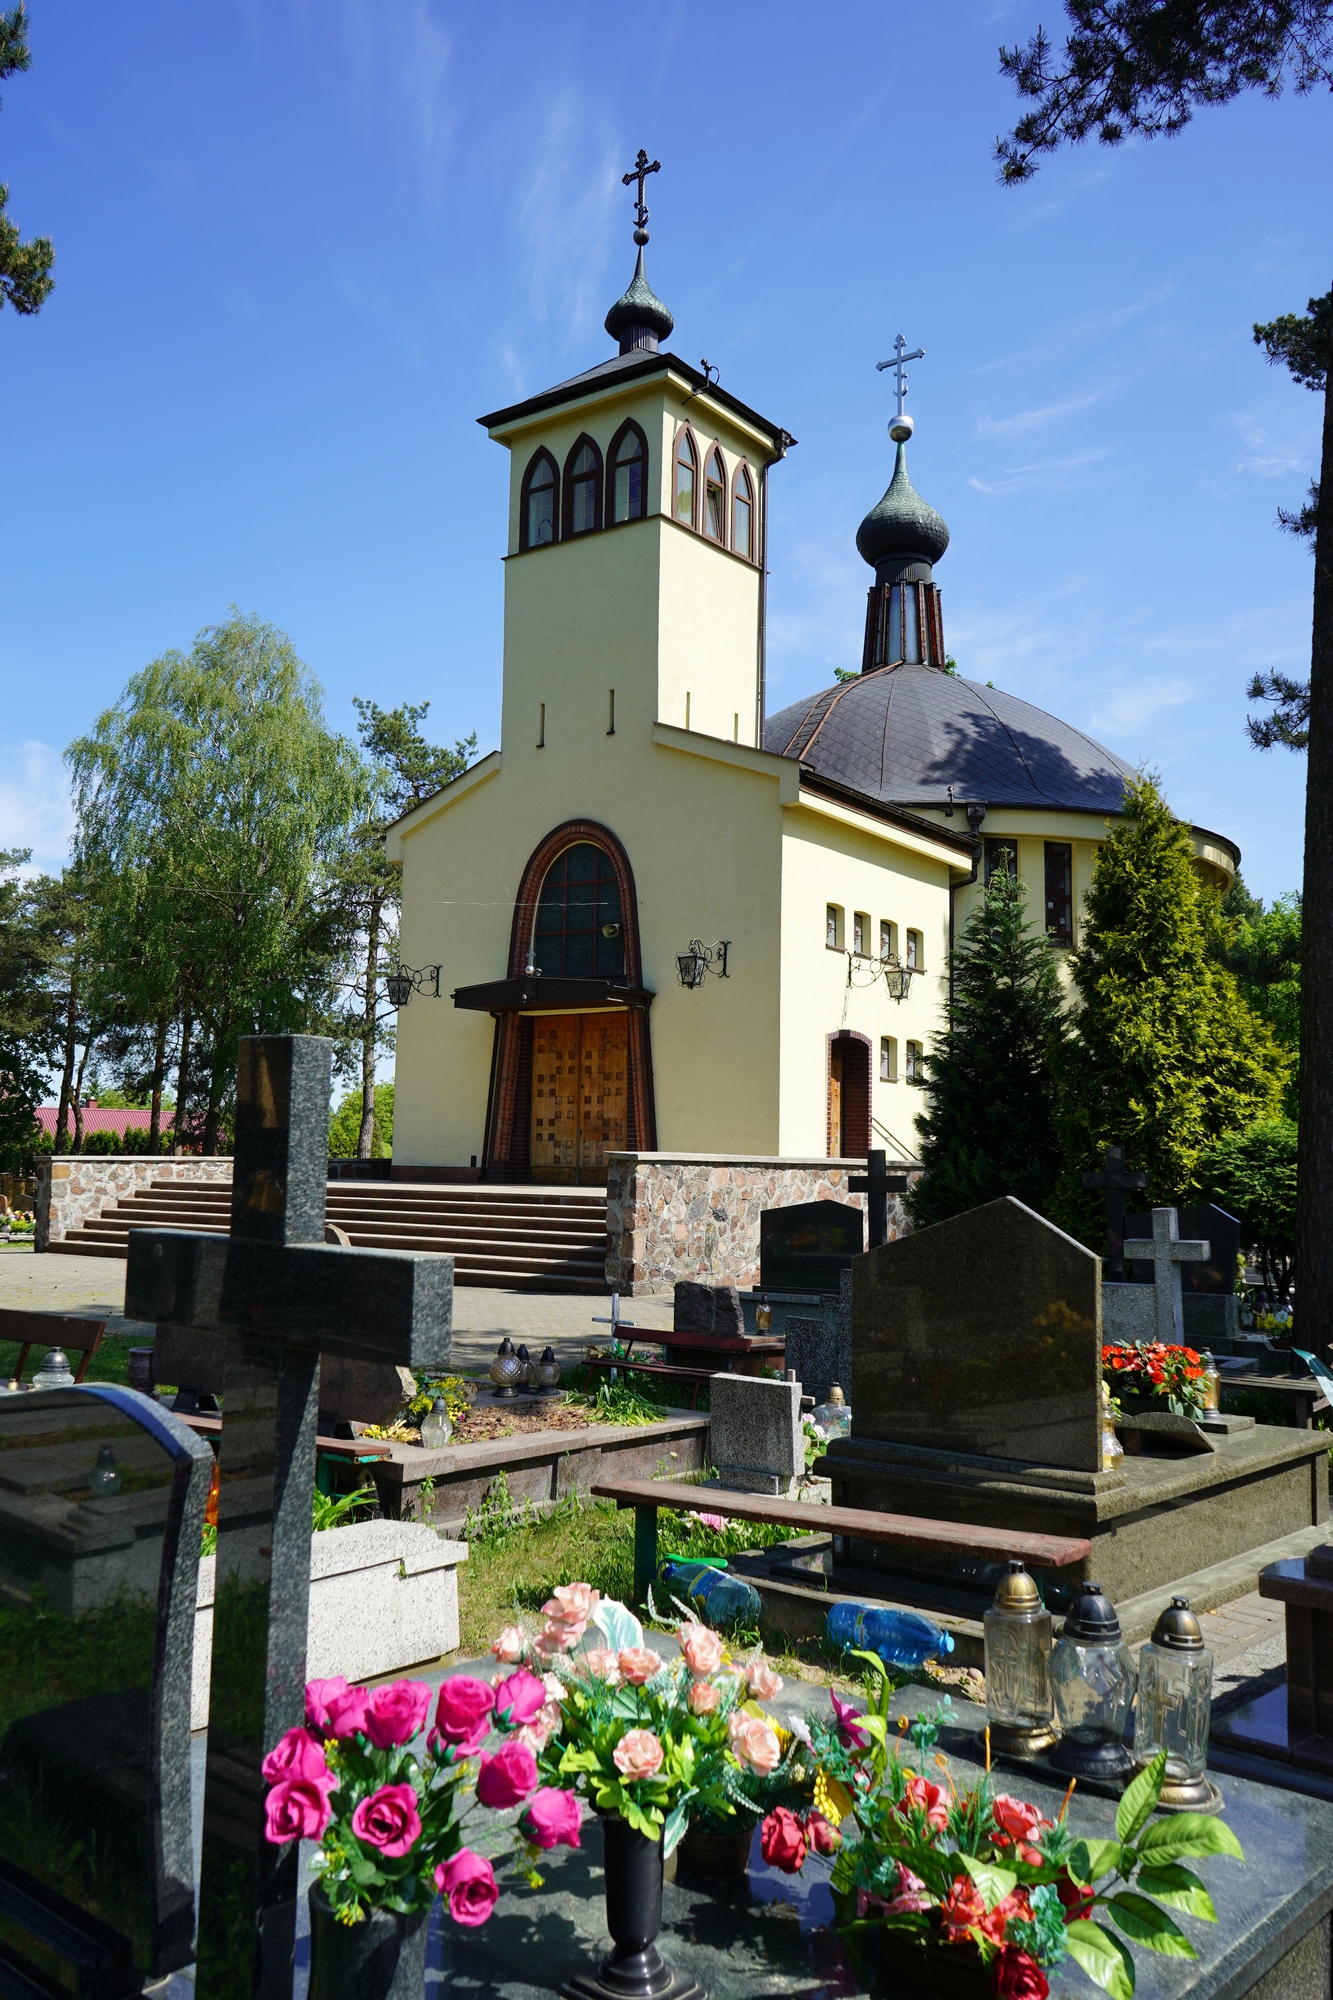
[1122,1207,1210,1345]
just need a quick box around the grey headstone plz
[782,1298,852,1408]
[0,1385,213,1984]
[152,1322,224,1395]
[709,1374,802,1496]
[1102,1281,1157,1346]
[318,1359,417,1426]
[1127,1202,1240,1296]
[760,1200,862,1293]
[851,1196,1102,1472]
[673,1281,744,1338]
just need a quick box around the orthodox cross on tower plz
[849,1147,909,1249]
[876,331,925,439]
[1081,1141,1149,1282]
[1123,1207,1210,1347]
[622,148,661,241]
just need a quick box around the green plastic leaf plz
[1116,1752,1167,1845]
[1067,1838,1125,1886]
[662,1792,696,1861]
[1064,1919,1136,2000]
[1134,1865,1216,1921]
[1108,1893,1198,1958]
[956,1852,1018,1912]
[1137,1816,1245,1865]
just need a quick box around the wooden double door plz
[530,1013,628,1185]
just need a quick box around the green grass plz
[0,1333,142,1389]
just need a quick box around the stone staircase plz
[56,1179,610,1292]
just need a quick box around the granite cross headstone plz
[125,1035,452,2000]
[1121,1207,1210,1346]
[1081,1142,1148,1282]
[848,1148,908,1249]
[759,1200,863,1293]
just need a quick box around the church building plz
[388,171,1237,1185]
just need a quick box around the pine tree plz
[907,864,1067,1228]
[1054,773,1288,1245]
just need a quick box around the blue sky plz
[1,1,1327,904]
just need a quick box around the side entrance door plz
[530,1013,628,1185]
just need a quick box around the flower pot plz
[308,1884,428,2000]
[559,1815,705,2000]
[870,1930,992,2000]
[674,1820,755,1881]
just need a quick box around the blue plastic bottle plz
[825,1601,954,1668]
[659,1558,762,1626]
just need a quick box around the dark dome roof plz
[765,663,1135,814]
[605,248,674,350]
[856,441,950,571]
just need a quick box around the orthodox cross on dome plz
[1081,1140,1149,1282]
[876,331,925,441]
[622,148,661,242]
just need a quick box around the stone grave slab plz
[0,1383,213,1990]
[759,1199,863,1294]
[708,1374,802,1496]
[672,1280,744,1338]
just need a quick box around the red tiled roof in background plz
[36,1105,172,1139]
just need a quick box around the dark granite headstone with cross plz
[848,1149,909,1249]
[126,1036,452,2000]
[759,1200,864,1294]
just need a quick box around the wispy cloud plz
[0,742,74,876]
[976,391,1105,439]
[1090,680,1194,736]
[969,448,1110,496]
[1230,408,1318,480]
[969,285,1174,381]
[337,0,455,207]
[515,93,622,350]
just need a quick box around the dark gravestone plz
[1126,1203,1240,1295]
[850,1196,1102,1472]
[759,1200,864,1294]
[126,1035,452,2000]
[672,1281,744,1338]
[0,1383,213,1991]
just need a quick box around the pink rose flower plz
[879,1863,931,1915]
[679,1623,725,1678]
[729,1712,781,1775]
[494,1668,547,1727]
[543,1582,600,1626]
[350,1783,423,1858]
[261,1726,333,1788]
[617,1647,663,1686]
[687,1510,727,1532]
[582,1647,621,1684]
[521,1787,584,1851]
[364,1680,433,1749]
[746,1662,784,1702]
[324,1684,370,1740]
[612,1728,663,1780]
[264,1777,333,1844]
[537,1618,584,1654]
[305,1677,351,1733]
[542,1672,568,1701]
[492,1625,526,1664]
[433,1676,496,1754]
[687,1679,720,1716]
[804,1810,841,1856]
[477,1739,539,1809]
[514,1719,551,1754]
[435,1847,498,1928]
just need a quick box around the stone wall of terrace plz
[35,1155,234,1250]
[604,1151,919,1296]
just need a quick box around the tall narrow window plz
[880,1036,897,1082]
[522,450,557,549]
[533,843,624,978]
[902,584,921,662]
[704,448,726,542]
[905,1040,923,1083]
[609,423,646,524]
[566,440,601,536]
[905,928,922,970]
[880,919,897,962]
[733,467,754,560]
[853,912,868,957]
[1045,842,1073,945]
[984,837,1018,886]
[826,904,842,950]
[675,431,697,526]
[887,587,902,663]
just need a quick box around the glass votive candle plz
[1134,1595,1219,1810]
[984,1560,1056,1753]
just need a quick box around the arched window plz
[564,437,602,538]
[703,447,727,543]
[674,429,697,528]
[520,449,558,550]
[732,465,755,561]
[531,843,625,978]
[608,421,647,526]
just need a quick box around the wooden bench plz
[175,1409,391,1492]
[590,1475,1093,1604]
[0,1309,106,1386]
[580,1356,717,1408]
[1221,1372,1331,1430]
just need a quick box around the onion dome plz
[605,247,674,355]
[855,441,950,577]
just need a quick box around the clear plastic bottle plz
[826,1601,954,1668]
[659,1559,762,1626]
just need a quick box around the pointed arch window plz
[704,447,727,543]
[674,429,697,527]
[520,449,558,550]
[564,437,602,538]
[608,421,648,526]
[732,464,755,561]
[532,842,625,978]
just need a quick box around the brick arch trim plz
[507,819,644,985]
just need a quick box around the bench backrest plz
[0,1309,107,1384]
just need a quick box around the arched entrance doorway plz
[828,1032,871,1158]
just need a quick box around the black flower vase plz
[560,1816,705,2000]
[308,1884,428,2000]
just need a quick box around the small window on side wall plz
[905,1039,923,1083]
[566,438,601,537]
[880,1036,897,1083]
[704,448,727,543]
[1045,841,1074,945]
[733,466,754,560]
[880,919,897,963]
[522,449,558,549]
[609,424,646,525]
[675,430,697,527]
[852,912,869,957]
[905,928,922,970]
[826,904,842,950]
[984,837,1018,886]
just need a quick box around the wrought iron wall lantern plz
[882,954,915,1003]
[676,939,730,989]
[384,963,442,1008]
[843,950,915,1002]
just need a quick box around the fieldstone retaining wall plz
[604,1152,919,1295]
[35,1155,233,1251]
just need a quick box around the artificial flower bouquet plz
[491,1579,798,1856]
[262,1670,583,1929]
[1102,1342,1207,1420]
[761,1655,1244,1999]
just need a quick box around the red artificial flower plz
[760,1807,807,1873]
[940,1875,988,1943]
[898,1773,949,1833]
[993,1947,1050,2000]
[1056,1875,1095,1922]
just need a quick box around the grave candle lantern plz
[983,1560,1056,1754]
[419,1397,452,1450]
[1134,1595,1220,1810]
[1049,1580,1137,1780]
